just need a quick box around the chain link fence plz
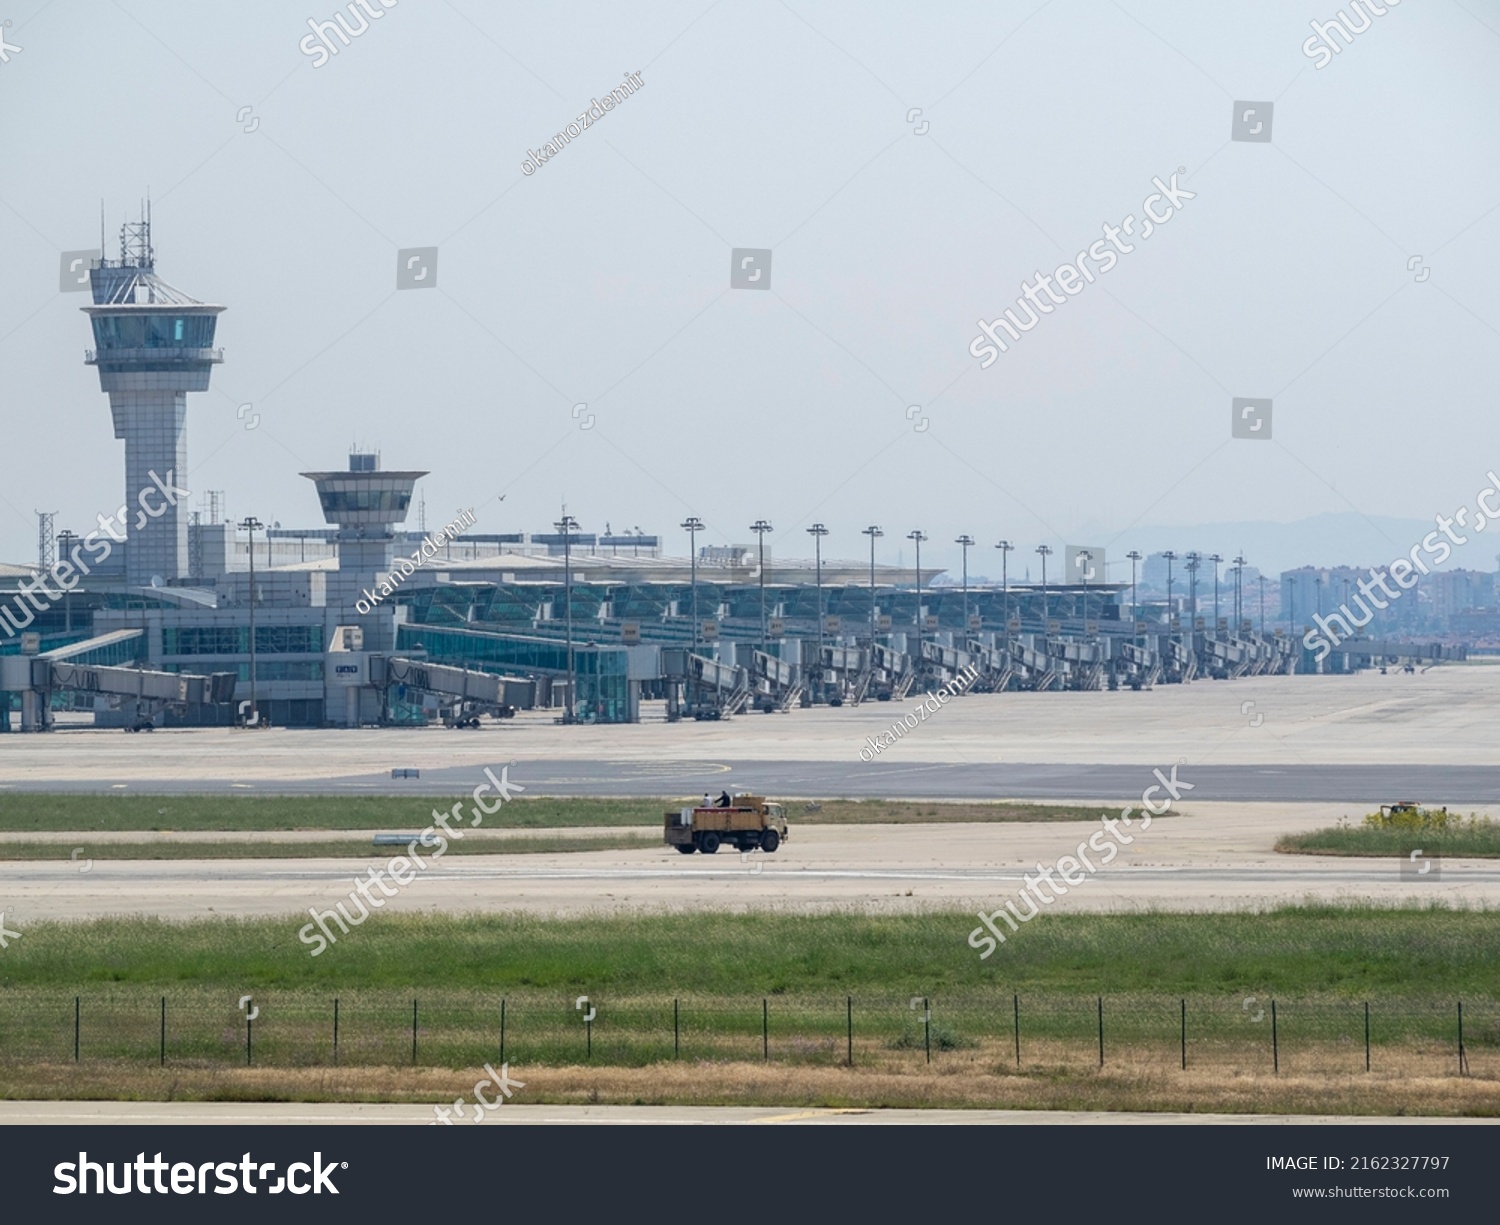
[1,990,1494,1076]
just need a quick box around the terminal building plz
[2,221,1393,733]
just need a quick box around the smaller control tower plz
[301,453,427,644]
[83,203,224,586]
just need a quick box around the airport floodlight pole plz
[1259,574,1267,636]
[807,523,829,691]
[996,540,1014,646]
[751,520,773,657]
[1035,544,1053,631]
[1208,553,1222,630]
[908,530,928,658]
[1077,550,1093,629]
[863,526,883,645]
[57,530,78,633]
[1162,551,1177,627]
[955,535,975,631]
[240,516,263,726]
[1125,550,1142,635]
[1184,552,1201,627]
[1232,553,1246,627]
[555,513,579,724]
[680,516,704,652]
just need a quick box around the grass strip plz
[1278,826,1500,858]
[3,1061,1498,1116]
[0,795,1146,833]
[0,905,1494,997]
[0,834,653,861]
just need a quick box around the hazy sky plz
[2,0,1498,582]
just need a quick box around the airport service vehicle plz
[665,796,788,855]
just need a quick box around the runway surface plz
[5,760,1500,802]
[3,806,1493,921]
[3,668,1496,801]
[3,1101,1492,1125]
[0,665,1494,797]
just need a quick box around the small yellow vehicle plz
[664,795,788,855]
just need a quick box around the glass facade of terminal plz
[398,624,632,723]
[162,625,324,655]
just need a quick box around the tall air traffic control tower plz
[82,206,224,585]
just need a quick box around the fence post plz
[846,996,853,1068]
[333,998,339,1066]
[674,998,680,1059]
[411,999,418,1065]
[247,1011,253,1067]
[1364,1001,1369,1073]
[1013,993,1020,1069]
[1271,999,1278,1074]
[923,997,930,1065]
[1097,996,1104,1067]
[500,998,506,1066]
[160,996,166,1067]
[1180,999,1186,1071]
[74,997,80,1063]
[1458,1001,1468,1076]
[762,998,768,1061]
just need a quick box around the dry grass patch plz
[4,1042,1496,1116]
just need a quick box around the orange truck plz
[664,796,788,855]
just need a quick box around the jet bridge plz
[804,643,865,704]
[374,656,536,727]
[660,648,747,719]
[1109,640,1159,690]
[962,639,1013,692]
[0,630,234,731]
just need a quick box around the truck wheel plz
[760,829,780,853]
[698,832,720,855]
[675,844,696,855]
